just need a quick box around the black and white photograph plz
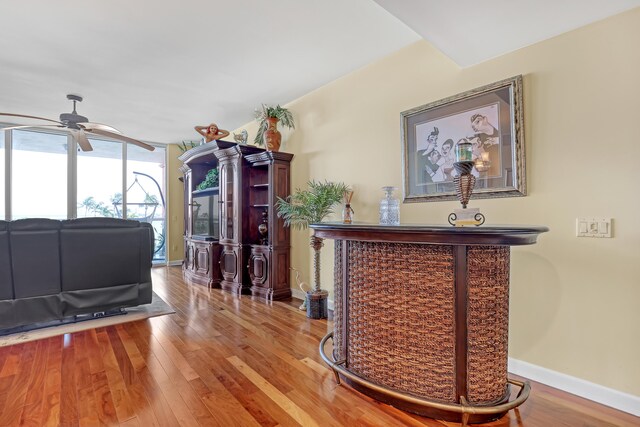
[415,103,502,185]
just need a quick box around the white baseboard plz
[290,288,334,311]
[166,260,183,266]
[509,358,640,417]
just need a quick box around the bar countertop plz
[310,222,549,246]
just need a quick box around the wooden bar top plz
[310,222,549,246]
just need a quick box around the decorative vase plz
[263,117,282,152]
[342,203,354,224]
[258,210,268,245]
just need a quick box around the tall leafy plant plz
[276,180,349,294]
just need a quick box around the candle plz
[455,141,473,162]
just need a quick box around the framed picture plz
[401,75,525,203]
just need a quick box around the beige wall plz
[166,143,185,263]
[231,8,640,396]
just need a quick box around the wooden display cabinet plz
[180,141,293,301]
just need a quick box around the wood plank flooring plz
[0,266,637,426]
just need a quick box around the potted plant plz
[276,180,350,319]
[178,140,199,153]
[254,104,295,151]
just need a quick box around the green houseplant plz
[178,140,199,153]
[196,168,219,191]
[276,180,349,318]
[254,104,295,151]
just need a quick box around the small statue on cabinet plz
[233,129,248,145]
[194,123,230,143]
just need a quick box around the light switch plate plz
[576,217,612,238]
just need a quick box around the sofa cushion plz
[60,226,148,291]
[0,221,12,300]
[10,219,62,299]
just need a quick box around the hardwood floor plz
[0,266,637,426]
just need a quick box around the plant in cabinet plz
[196,168,219,191]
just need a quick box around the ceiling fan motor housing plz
[60,112,89,128]
[61,94,87,128]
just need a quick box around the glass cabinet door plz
[219,162,235,241]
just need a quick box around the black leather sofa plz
[0,217,153,330]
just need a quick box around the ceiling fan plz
[0,94,154,152]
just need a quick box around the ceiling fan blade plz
[1,124,64,131]
[0,113,63,125]
[70,129,93,152]
[77,122,122,134]
[87,129,155,151]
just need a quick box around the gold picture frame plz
[401,75,526,203]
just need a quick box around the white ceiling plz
[373,0,640,67]
[1,1,637,144]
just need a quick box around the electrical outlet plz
[576,217,612,238]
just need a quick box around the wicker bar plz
[313,223,547,425]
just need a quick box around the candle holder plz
[448,161,485,227]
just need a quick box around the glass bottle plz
[342,203,354,224]
[379,186,400,225]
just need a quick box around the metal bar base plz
[319,332,530,426]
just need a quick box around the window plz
[77,138,123,218]
[127,144,167,261]
[12,130,67,220]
